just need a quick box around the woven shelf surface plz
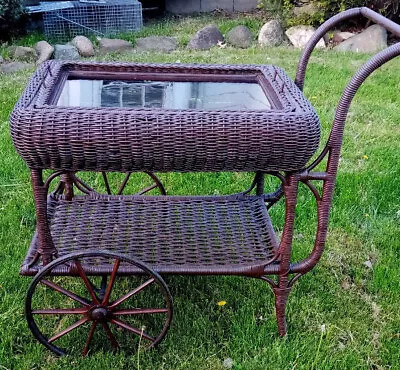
[21,193,279,276]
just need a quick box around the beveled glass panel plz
[58,79,272,111]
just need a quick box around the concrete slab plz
[166,0,201,14]
[201,0,233,12]
[233,0,258,12]
[166,0,258,14]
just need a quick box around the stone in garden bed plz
[0,62,34,74]
[34,41,54,65]
[187,25,224,50]
[226,25,252,48]
[98,38,133,54]
[258,20,285,47]
[71,36,95,57]
[332,31,355,43]
[285,25,326,49]
[334,25,387,53]
[293,3,320,17]
[9,46,37,62]
[136,36,178,53]
[54,44,80,60]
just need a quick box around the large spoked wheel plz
[26,251,173,356]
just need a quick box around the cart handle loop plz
[290,42,400,274]
[295,7,400,91]
[305,40,400,173]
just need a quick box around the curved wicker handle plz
[291,41,400,275]
[306,41,400,175]
[295,7,400,91]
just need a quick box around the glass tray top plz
[57,79,272,111]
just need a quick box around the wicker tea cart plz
[10,8,400,356]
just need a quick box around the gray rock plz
[286,25,326,49]
[187,25,224,50]
[54,44,80,60]
[0,55,3,63]
[34,40,54,65]
[98,38,133,53]
[258,20,285,47]
[293,3,320,17]
[332,31,355,43]
[136,36,178,53]
[226,25,252,48]
[334,25,387,53]
[0,62,34,74]
[71,35,95,57]
[9,46,37,62]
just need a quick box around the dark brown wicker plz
[9,6,400,355]
[21,193,278,276]
[10,61,321,173]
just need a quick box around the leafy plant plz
[0,0,24,41]
[258,0,400,27]
[367,0,400,21]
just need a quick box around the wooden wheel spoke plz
[41,279,90,307]
[111,318,155,342]
[101,172,112,195]
[144,172,166,195]
[101,322,120,350]
[102,259,120,306]
[82,321,97,357]
[32,308,88,315]
[117,173,131,195]
[48,316,89,343]
[28,252,172,355]
[109,278,155,309]
[136,183,158,195]
[113,308,168,315]
[74,260,100,304]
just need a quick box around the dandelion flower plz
[217,301,227,307]
[363,155,369,160]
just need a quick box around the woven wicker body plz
[10,61,320,172]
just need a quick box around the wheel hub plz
[91,307,109,322]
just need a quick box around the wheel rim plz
[26,251,173,356]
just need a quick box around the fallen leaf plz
[223,358,234,369]
[341,279,351,290]
[363,260,373,269]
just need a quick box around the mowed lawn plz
[0,15,399,370]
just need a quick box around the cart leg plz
[31,169,56,265]
[273,285,291,336]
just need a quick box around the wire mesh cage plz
[43,0,143,41]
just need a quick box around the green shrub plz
[258,0,400,27]
[368,0,400,21]
[0,0,24,40]
[315,0,400,22]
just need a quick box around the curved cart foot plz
[273,287,291,337]
[25,251,173,356]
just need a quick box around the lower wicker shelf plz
[21,193,279,276]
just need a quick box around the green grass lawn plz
[1,14,400,369]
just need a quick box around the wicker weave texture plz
[10,61,320,173]
[21,193,278,276]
